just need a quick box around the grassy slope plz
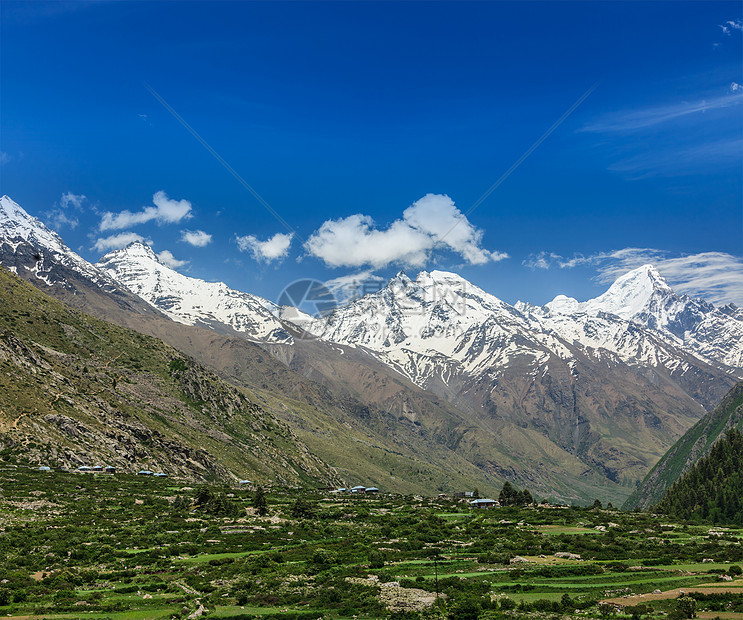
[624,381,743,510]
[0,266,334,485]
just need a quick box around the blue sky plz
[1,1,741,308]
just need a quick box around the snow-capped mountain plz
[303,267,741,486]
[1,194,741,501]
[0,195,116,290]
[97,242,293,343]
[305,267,743,390]
[533,265,743,370]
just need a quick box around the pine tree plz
[252,485,268,516]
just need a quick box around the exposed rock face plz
[2,194,742,503]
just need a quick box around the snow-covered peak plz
[112,240,160,263]
[0,195,68,254]
[98,245,292,344]
[0,195,114,287]
[545,294,581,316]
[583,264,673,319]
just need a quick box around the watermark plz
[276,274,472,343]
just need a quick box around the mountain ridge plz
[2,194,742,503]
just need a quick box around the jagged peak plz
[1,195,40,226]
[100,241,159,264]
[584,264,675,319]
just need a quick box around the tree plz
[561,593,574,610]
[499,482,516,506]
[674,596,697,619]
[289,497,315,519]
[252,485,268,516]
[472,487,480,499]
[592,499,603,510]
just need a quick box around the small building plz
[77,465,92,471]
[454,491,474,498]
[365,487,380,494]
[137,470,153,476]
[39,466,51,472]
[329,487,346,493]
[238,479,252,485]
[92,465,103,472]
[470,498,498,509]
[105,466,116,474]
[350,485,366,493]
[153,472,168,477]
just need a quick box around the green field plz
[0,463,742,619]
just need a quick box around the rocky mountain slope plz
[0,196,575,498]
[305,270,739,486]
[97,241,292,343]
[528,265,743,371]
[0,265,335,484]
[624,381,743,510]
[2,194,742,503]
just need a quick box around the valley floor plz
[0,462,741,619]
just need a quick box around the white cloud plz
[99,191,192,231]
[157,250,188,269]
[731,82,742,93]
[0,152,11,166]
[527,247,743,305]
[304,194,507,269]
[92,232,149,253]
[720,18,743,35]
[181,229,212,247]
[236,232,293,263]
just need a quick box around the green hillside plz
[0,266,335,485]
[624,381,743,510]
[654,428,743,525]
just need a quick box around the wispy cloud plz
[99,191,192,231]
[523,251,563,270]
[323,270,385,305]
[60,192,86,211]
[607,137,743,178]
[236,232,293,263]
[583,92,743,133]
[304,194,507,270]
[0,152,11,166]
[181,229,212,247]
[46,192,87,231]
[524,248,743,305]
[92,232,149,253]
[157,249,188,269]
[719,18,743,35]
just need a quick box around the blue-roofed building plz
[470,498,498,509]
